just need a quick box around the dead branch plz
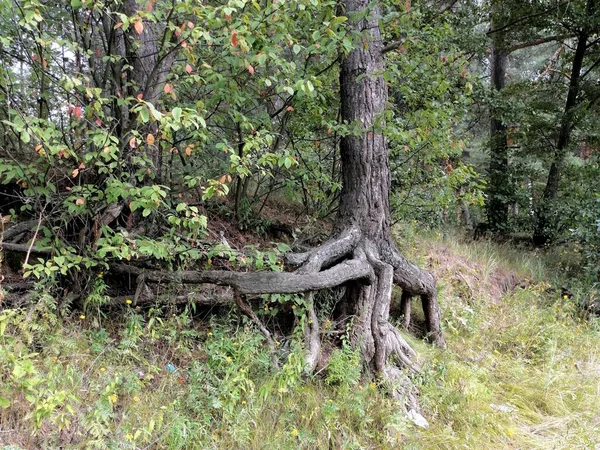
[1,242,52,254]
[2,220,37,241]
[235,292,280,369]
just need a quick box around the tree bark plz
[122,0,178,178]
[335,0,444,380]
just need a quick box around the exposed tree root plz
[384,246,446,348]
[287,226,362,272]
[111,254,373,295]
[400,291,412,329]
[303,292,321,374]
[105,229,443,408]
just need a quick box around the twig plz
[24,209,45,267]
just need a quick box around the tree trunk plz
[486,0,512,234]
[486,3,510,235]
[122,0,178,179]
[336,0,444,382]
[533,28,588,246]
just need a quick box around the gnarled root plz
[303,292,321,374]
[365,243,420,374]
[110,228,443,402]
[383,246,445,348]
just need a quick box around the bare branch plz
[235,292,280,369]
[1,242,52,254]
[509,35,565,52]
[381,41,403,54]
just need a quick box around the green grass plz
[1,231,599,449]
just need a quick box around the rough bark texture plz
[335,0,444,384]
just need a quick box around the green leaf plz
[172,107,182,122]
[0,397,10,408]
[139,107,150,123]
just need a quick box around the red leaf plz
[231,30,238,47]
[73,106,82,118]
[129,137,137,148]
[163,83,173,94]
[248,64,254,75]
[134,21,144,35]
[225,13,231,21]
[185,64,193,74]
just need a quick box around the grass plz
[1,228,599,449]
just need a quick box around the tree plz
[533,0,598,245]
[114,0,444,396]
[0,0,444,402]
[486,0,510,234]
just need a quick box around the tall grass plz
[1,229,599,449]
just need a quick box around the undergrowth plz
[1,228,599,449]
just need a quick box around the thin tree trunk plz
[487,5,510,234]
[533,25,589,245]
[122,0,177,179]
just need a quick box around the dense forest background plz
[0,0,599,447]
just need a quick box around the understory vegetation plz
[2,228,599,449]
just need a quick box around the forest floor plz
[1,224,599,449]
